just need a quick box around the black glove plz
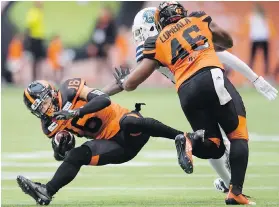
[53,109,80,120]
[113,66,130,89]
[52,134,75,161]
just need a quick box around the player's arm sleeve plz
[142,35,164,66]
[217,51,258,82]
[136,42,144,63]
[142,35,158,60]
[77,88,111,117]
[41,119,55,138]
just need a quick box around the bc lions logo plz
[143,10,155,24]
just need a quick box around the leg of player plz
[210,135,231,193]
[120,112,204,141]
[209,156,230,193]
[17,139,129,206]
[120,113,205,174]
[216,76,256,205]
[17,145,91,205]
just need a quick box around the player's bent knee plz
[227,116,248,141]
[120,115,140,129]
[120,114,143,136]
[210,139,226,159]
[64,145,92,167]
[211,147,226,159]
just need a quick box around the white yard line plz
[2,172,279,180]
[1,161,279,168]
[2,186,279,191]
[1,132,279,158]
[2,161,279,168]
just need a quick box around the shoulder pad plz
[188,11,207,18]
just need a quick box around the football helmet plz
[132,7,159,44]
[155,1,187,32]
[23,80,59,119]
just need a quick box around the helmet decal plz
[143,9,156,24]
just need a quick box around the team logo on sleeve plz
[143,10,155,24]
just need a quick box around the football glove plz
[53,109,80,120]
[253,76,278,101]
[113,66,130,89]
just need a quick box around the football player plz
[133,7,232,194]
[17,78,204,205]
[112,6,278,196]
[112,2,277,205]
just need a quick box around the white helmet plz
[132,7,159,44]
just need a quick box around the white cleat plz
[214,178,229,193]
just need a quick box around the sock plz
[46,146,91,196]
[229,139,249,195]
[209,157,231,188]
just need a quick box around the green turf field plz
[2,87,279,207]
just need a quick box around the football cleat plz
[214,178,229,193]
[225,185,256,205]
[175,130,204,174]
[17,175,52,206]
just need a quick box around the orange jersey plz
[42,78,129,139]
[143,11,224,90]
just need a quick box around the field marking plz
[2,151,279,160]
[2,172,279,180]
[152,133,279,142]
[2,151,52,159]
[1,132,279,158]
[3,186,279,191]
[2,161,279,168]
[141,151,279,159]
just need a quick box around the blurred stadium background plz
[1,1,279,207]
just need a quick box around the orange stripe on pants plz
[228,116,249,140]
[208,138,221,148]
[125,113,142,136]
[89,155,100,166]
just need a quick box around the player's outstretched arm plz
[210,22,233,51]
[217,51,278,100]
[102,66,131,96]
[101,81,123,96]
[123,59,158,91]
[217,51,258,82]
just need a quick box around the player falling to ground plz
[128,6,279,194]
[111,2,278,205]
[17,78,204,205]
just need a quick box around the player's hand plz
[253,76,278,101]
[113,66,130,89]
[53,109,80,120]
[52,135,71,160]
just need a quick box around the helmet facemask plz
[132,24,157,44]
